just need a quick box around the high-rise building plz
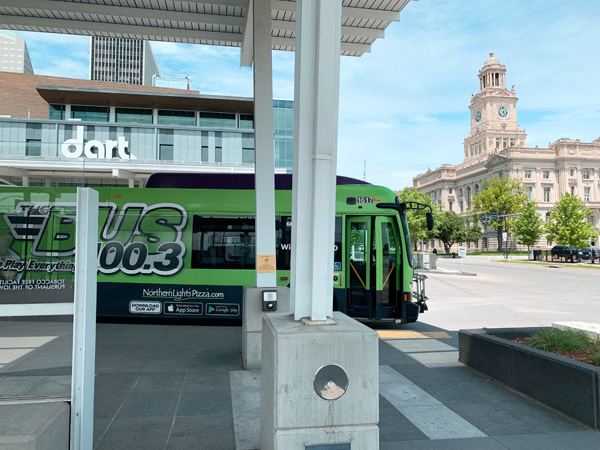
[0,30,33,74]
[90,37,159,86]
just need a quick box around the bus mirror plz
[426,212,434,231]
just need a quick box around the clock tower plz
[464,52,527,161]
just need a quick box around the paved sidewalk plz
[1,320,599,449]
[93,322,598,449]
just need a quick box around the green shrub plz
[527,328,593,353]
[589,352,600,366]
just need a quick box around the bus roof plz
[145,173,371,190]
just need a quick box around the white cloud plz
[10,31,90,78]
[35,58,90,79]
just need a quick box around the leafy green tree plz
[513,201,544,258]
[471,175,528,251]
[432,211,465,255]
[459,221,483,246]
[395,187,436,250]
[545,193,596,248]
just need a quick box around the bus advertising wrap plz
[0,187,245,319]
[1,176,427,324]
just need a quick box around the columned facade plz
[414,53,600,251]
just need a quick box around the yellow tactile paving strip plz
[376,330,452,339]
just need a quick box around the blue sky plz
[13,0,600,191]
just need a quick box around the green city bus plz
[0,174,432,323]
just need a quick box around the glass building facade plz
[40,100,293,168]
[0,97,294,187]
[273,100,294,170]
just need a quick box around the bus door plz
[375,216,400,320]
[346,216,373,318]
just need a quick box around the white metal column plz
[70,187,98,450]
[253,0,277,287]
[291,0,342,321]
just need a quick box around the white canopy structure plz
[0,0,409,63]
[0,3,415,447]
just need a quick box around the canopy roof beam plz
[272,19,385,39]
[273,36,371,54]
[272,1,400,21]
[1,0,246,27]
[0,15,243,44]
[0,0,411,58]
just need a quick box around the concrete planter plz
[459,328,600,429]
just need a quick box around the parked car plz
[579,247,600,260]
[550,245,582,262]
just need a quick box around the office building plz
[0,30,33,74]
[413,52,600,250]
[0,71,292,188]
[90,37,159,86]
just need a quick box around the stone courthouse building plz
[413,52,600,251]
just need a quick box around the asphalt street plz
[416,256,600,331]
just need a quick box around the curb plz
[416,269,477,277]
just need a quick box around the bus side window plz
[275,215,292,270]
[384,222,398,262]
[192,216,256,269]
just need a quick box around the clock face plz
[474,110,482,122]
[497,106,509,118]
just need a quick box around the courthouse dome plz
[482,52,502,69]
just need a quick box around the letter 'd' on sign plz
[61,126,136,160]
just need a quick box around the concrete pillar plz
[253,0,277,288]
[242,286,290,369]
[260,3,380,449]
[261,313,379,449]
[290,0,341,321]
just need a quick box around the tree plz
[432,211,465,255]
[471,175,528,251]
[513,201,544,258]
[459,220,482,246]
[545,193,596,248]
[395,187,436,250]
